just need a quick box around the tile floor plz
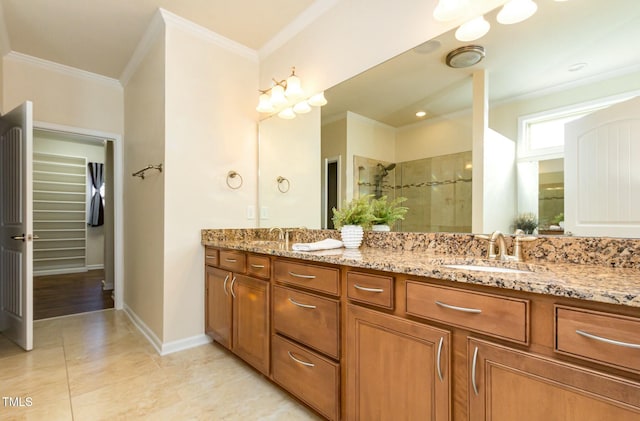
[0,310,321,420]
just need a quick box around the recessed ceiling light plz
[416,111,427,118]
[413,40,442,55]
[568,62,587,72]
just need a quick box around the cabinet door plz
[205,266,232,349]
[232,274,270,375]
[346,305,451,420]
[468,338,640,421]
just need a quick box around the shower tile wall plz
[354,152,472,232]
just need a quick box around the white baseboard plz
[123,303,212,356]
[34,267,88,276]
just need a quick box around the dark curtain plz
[88,162,104,227]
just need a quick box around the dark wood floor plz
[33,269,114,320]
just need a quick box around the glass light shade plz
[433,0,469,22]
[293,100,311,114]
[308,92,327,107]
[278,107,296,119]
[256,93,275,113]
[497,0,537,25]
[270,84,288,107]
[285,74,304,100]
[455,16,490,42]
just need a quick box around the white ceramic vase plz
[372,224,390,232]
[340,225,364,249]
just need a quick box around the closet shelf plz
[33,152,87,275]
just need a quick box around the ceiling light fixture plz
[433,0,469,22]
[445,45,485,68]
[497,0,538,25]
[256,67,327,119]
[416,111,427,118]
[455,15,490,41]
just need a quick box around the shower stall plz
[354,151,472,232]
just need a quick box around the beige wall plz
[259,0,504,97]
[396,112,472,162]
[259,108,321,229]
[2,54,123,134]
[123,33,166,342]
[490,70,640,141]
[33,132,106,268]
[162,23,259,343]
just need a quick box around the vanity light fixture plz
[497,0,538,25]
[455,15,490,42]
[256,67,327,119]
[433,0,469,22]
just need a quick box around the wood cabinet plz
[468,337,640,420]
[204,248,270,375]
[205,265,232,349]
[204,247,640,421]
[346,304,451,420]
[272,259,341,420]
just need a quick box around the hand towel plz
[292,238,343,251]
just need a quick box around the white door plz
[0,101,34,351]
[565,96,640,237]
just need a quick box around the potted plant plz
[332,195,376,248]
[513,212,538,234]
[370,196,408,231]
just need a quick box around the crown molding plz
[159,8,258,63]
[258,0,339,60]
[119,8,165,86]
[5,51,121,88]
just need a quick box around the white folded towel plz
[292,238,343,252]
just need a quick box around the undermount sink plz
[442,264,532,274]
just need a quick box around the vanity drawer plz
[406,282,529,344]
[204,247,219,267]
[218,250,246,273]
[274,260,340,296]
[247,254,270,279]
[555,306,640,373]
[273,285,340,359]
[272,334,340,421]
[347,271,394,310]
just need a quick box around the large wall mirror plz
[258,0,640,237]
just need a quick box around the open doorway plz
[324,157,340,229]
[32,127,117,319]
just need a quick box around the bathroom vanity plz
[202,229,640,420]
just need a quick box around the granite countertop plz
[202,239,640,309]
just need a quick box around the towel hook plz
[277,176,290,193]
[226,170,243,189]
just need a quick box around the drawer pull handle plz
[230,277,237,298]
[225,258,237,263]
[435,300,482,314]
[471,346,479,396]
[206,256,217,260]
[354,284,384,293]
[288,298,317,309]
[575,329,640,349]
[250,264,265,269]
[222,274,230,296]
[288,351,315,367]
[288,271,316,279]
[436,337,444,382]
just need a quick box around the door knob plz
[11,234,25,241]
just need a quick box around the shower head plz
[377,163,396,173]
